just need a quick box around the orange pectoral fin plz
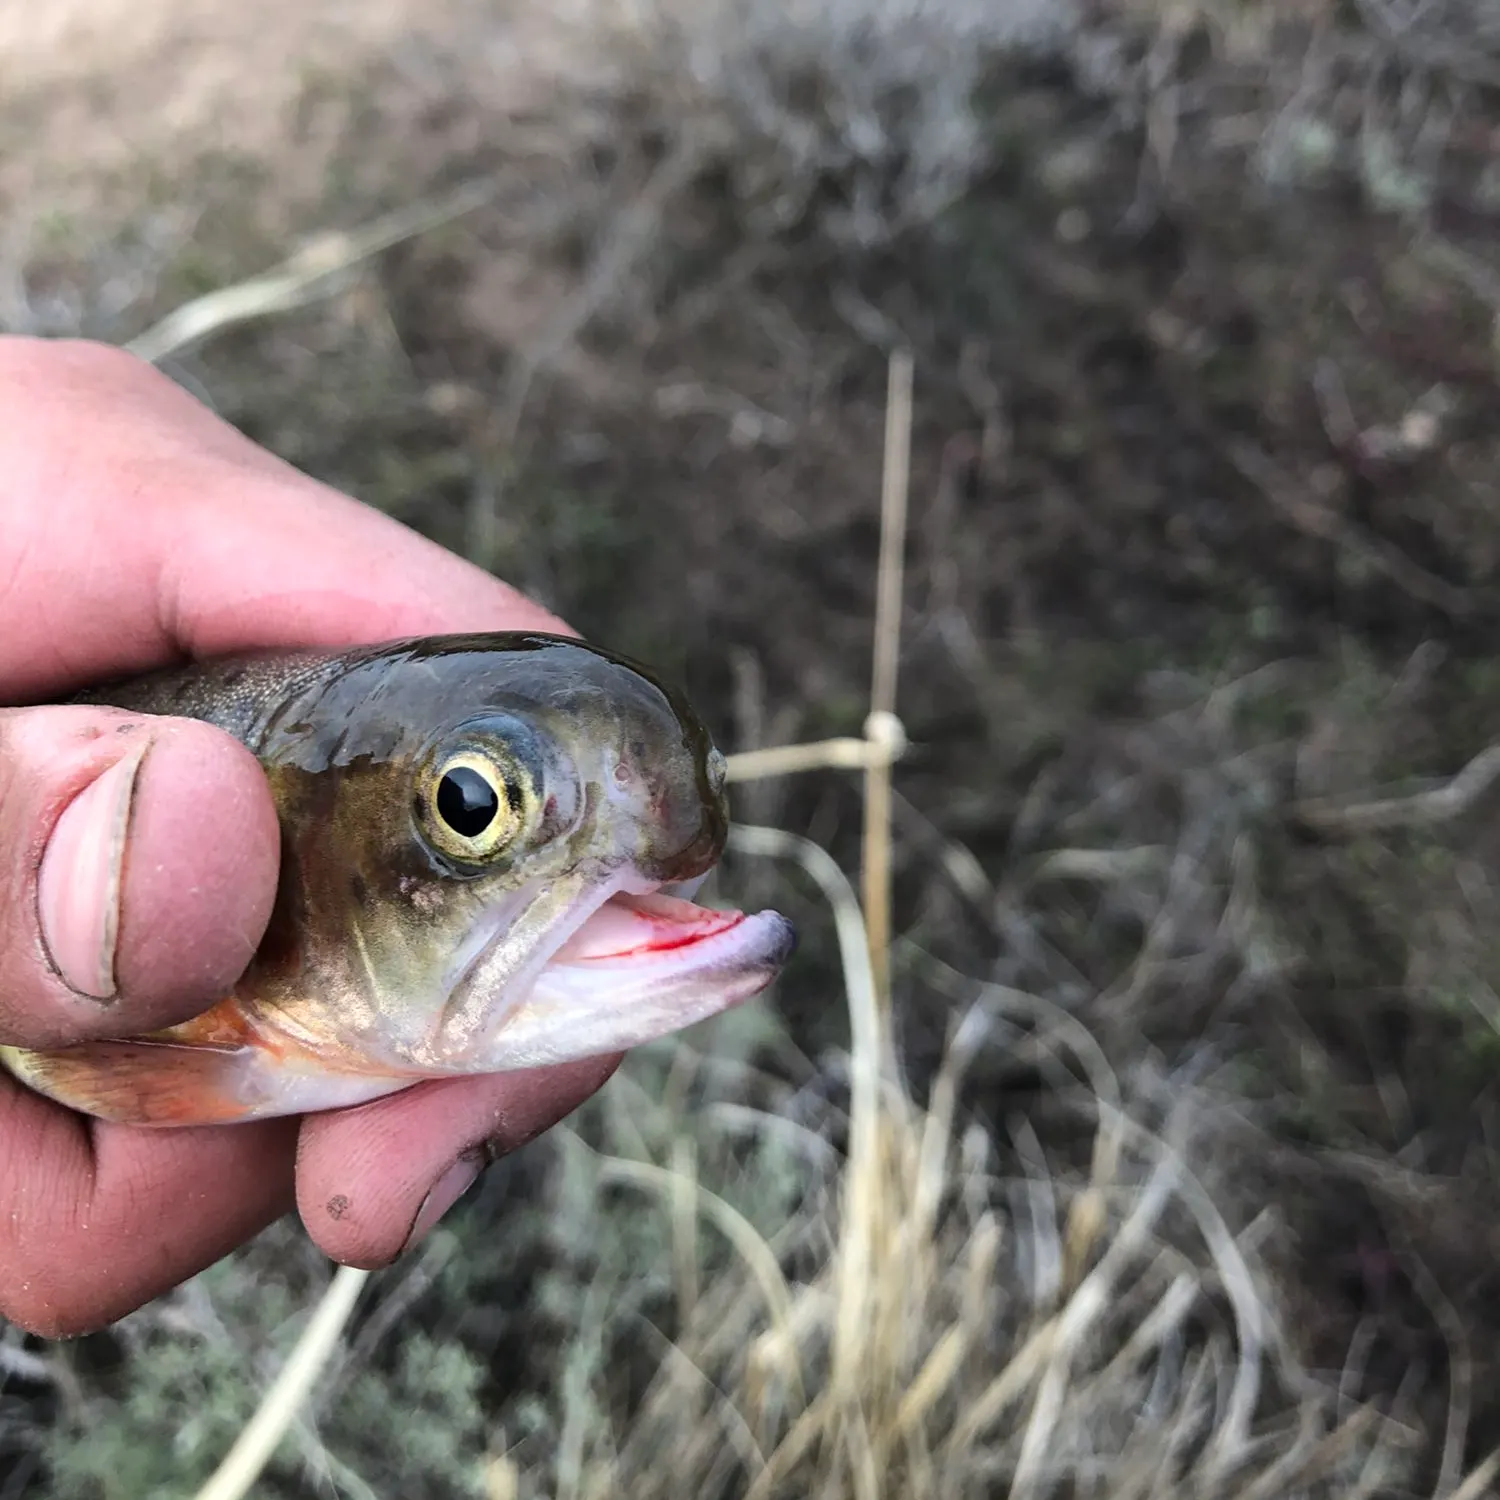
[0,1036,270,1125]
[0,1000,415,1127]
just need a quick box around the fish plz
[1,633,795,1126]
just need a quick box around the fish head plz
[253,633,792,1073]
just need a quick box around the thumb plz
[0,706,280,1048]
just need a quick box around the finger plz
[295,1055,622,1268]
[0,707,279,1045]
[0,1076,295,1338]
[0,337,571,703]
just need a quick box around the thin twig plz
[469,132,715,563]
[1294,743,1500,834]
[1387,1231,1471,1500]
[1228,439,1472,619]
[1420,233,1500,315]
[725,733,905,784]
[127,181,495,364]
[1352,0,1500,91]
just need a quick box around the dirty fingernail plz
[403,1155,482,1254]
[37,742,151,1000]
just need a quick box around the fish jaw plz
[453,891,797,1072]
[0,891,795,1127]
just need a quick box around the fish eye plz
[437,765,499,837]
[418,747,533,864]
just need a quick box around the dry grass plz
[516,969,1416,1499]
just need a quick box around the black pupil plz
[436,767,500,837]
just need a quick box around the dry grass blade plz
[1294,743,1500,834]
[126,181,494,364]
[191,1263,371,1500]
[726,823,892,1475]
[591,1150,805,1406]
[1003,1152,1181,1494]
[1449,1447,1500,1500]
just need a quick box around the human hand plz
[0,337,619,1336]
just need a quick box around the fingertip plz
[0,707,280,1046]
[114,719,280,1014]
[296,1055,622,1268]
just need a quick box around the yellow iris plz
[418,747,534,863]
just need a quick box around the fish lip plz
[492,899,796,1068]
[542,889,797,980]
[438,881,796,1069]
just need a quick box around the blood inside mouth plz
[550,891,746,964]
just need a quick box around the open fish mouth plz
[550,890,778,964]
[466,888,797,1071]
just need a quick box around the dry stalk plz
[1449,1447,1500,1500]
[862,349,915,1022]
